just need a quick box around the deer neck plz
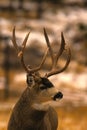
[20,86,40,106]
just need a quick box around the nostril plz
[53,91,63,101]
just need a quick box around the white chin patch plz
[32,103,49,111]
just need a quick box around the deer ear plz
[26,75,35,87]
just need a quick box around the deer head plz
[8,27,71,130]
[12,27,71,100]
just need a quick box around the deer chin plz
[32,103,50,111]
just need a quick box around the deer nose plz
[53,92,63,101]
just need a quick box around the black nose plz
[53,91,63,101]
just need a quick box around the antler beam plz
[44,28,71,77]
[12,27,48,74]
[12,27,71,77]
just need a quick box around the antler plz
[12,27,71,77]
[12,27,48,74]
[44,28,71,78]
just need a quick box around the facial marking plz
[40,78,53,90]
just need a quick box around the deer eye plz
[27,75,35,87]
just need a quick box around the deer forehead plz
[26,73,54,89]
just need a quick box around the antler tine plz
[12,27,30,73]
[26,29,49,73]
[44,29,71,78]
[28,48,49,73]
[46,48,71,77]
[12,26,19,52]
[44,28,54,65]
[44,29,66,69]
[18,31,30,58]
[18,32,30,73]
[54,32,65,67]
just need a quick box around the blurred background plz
[0,0,87,130]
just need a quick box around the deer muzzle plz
[46,87,63,101]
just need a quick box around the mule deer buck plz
[8,27,71,130]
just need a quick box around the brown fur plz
[8,86,58,130]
